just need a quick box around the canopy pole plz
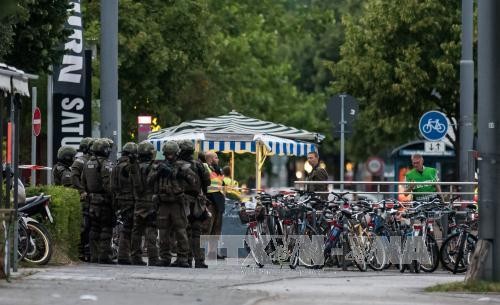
[255,142,261,191]
[255,141,268,191]
[230,151,235,186]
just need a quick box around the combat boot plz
[131,257,147,266]
[157,258,171,267]
[171,260,190,268]
[148,258,163,267]
[98,257,116,265]
[117,258,132,265]
[195,261,208,268]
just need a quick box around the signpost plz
[424,141,446,153]
[31,89,38,186]
[419,110,449,141]
[32,107,41,137]
[327,94,359,190]
[366,156,384,176]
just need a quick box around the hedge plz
[26,185,81,263]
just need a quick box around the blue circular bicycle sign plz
[419,110,449,141]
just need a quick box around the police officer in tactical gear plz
[53,146,77,187]
[178,140,210,268]
[82,139,115,264]
[130,141,161,266]
[148,141,196,268]
[71,137,94,262]
[112,142,138,265]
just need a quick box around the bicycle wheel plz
[283,222,299,269]
[440,232,477,273]
[348,234,367,272]
[244,225,265,268]
[299,225,322,269]
[23,222,53,265]
[420,235,439,273]
[367,233,387,271]
[17,219,29,262]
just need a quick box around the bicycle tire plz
[440,232,477,273]
[367,233,387,271]
[348,234,367,272]
[298,225,321,269]
[23,222,53,265]
[17,219,29,262]
[420,235,439,273]
[244,226,264,268]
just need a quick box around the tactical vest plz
[155,161,185,202]
[84,157,104,193]
[112,156,133,196]
[71,154,90,191]
[133,161,154,202]
[183,160,202,196]
[58,164,73,187]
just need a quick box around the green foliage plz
[26,186,81,261]
[81,0,364,161]
[332,0,461,159]
[84,0,210,137]
[1,0,71,73]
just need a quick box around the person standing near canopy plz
[305,151,329,195]
[204,151,226,259]
[222,165,241,200]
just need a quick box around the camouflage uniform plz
[71,138,94,261]
[130,141,160,266]
[148,141,195,267]
[53,145,76,187]
[111,142,138,264]
[179,141,210,268]
[82,139,114,264]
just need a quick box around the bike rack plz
[294,180,478,241]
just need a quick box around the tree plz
[84,0,210,139]
[331,0,461,160]
[2,0,70,73]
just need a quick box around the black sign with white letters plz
[52,0,91,161]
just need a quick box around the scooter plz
[17,194,54,265]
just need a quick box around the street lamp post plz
[100,0,119,161]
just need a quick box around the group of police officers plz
[52,137,223,268]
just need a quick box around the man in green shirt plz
[405,154,443,202]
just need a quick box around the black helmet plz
[91,139,110,157]
[57,146,77,163]
[138,141,155,160]
[179,140,194,153]
[122,142,138,156]
[78,137,93,153]
[162,141,179,156]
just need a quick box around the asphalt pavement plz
[0,259,499,305]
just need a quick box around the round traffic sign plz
[366,157,384,176]
[33,107,41,136]
[419,110,448,141]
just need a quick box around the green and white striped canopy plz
[148,111,325,156]
[149,111,324,142]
